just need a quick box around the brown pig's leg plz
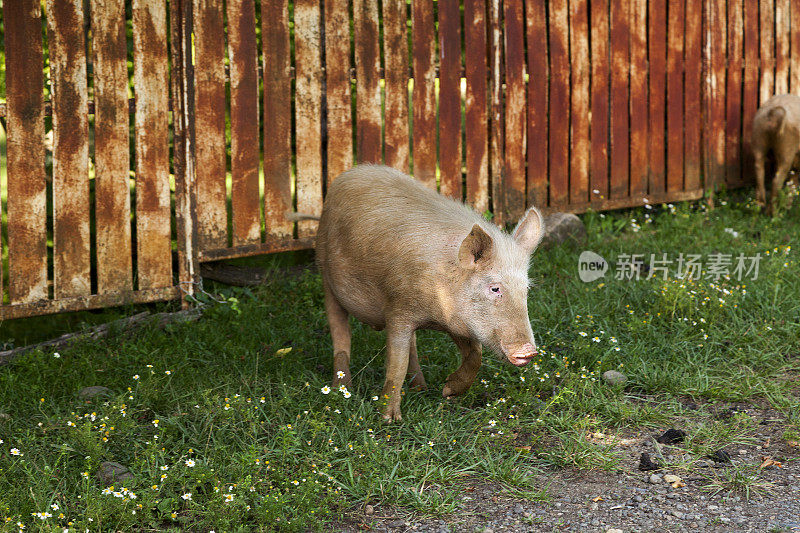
[768,160,792,215]
[407,332,428,391]
[442,334,482,398]
[381,321,413,422]
[754,149,767,208]
[324,280,352,388]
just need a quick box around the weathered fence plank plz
[412,0,437,189]
[262,0,293,239]
[3,0,48,304]
[742,0,759,178]
[666,0,684,192]
[294,0,323,237]
[526,0,548,208]
[354,0,381,164]
[609,0,629,199]
[92,0,133,294]
[193,0,228,249]
[438,0,462,200]
[569,0,590,206]
[792,0,800,93]
[489,0,504,221]
[227,0,261,246]
[628,0,647,199]
[726,0,744,187]
[684,0,702,192]
[465,0,488,212]
[707,0,727,194]
[133,0,173,289]
[503,0,526,219]
[325,0,354,180]
[760,0,775,103]
[648,0,667,195]
[548,0,569,206]
[775,0,790,95]
[47,0,91,299]
[590,0,609,202]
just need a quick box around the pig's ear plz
[459,224,494,269]
[512,207,545,254]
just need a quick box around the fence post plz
[170,0,199,307]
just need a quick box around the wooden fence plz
[1,0,798,319]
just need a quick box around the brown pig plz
[314,165,545,421]
[752,94,800,214]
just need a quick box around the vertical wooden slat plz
[666,0,684,192]
[227,0,261,245]
[193,0,227,249]
[262,0,293,239]
[412,0,437,188]
[325,0,354,180]
[742,0,759,180]
[133,0,172,289]
[465,0,488,212]
[294,0,323,236]
[92,0,133,293]
[726,0,744,187]
[4,0,48,303]
[503,0,525,218]
[684,0,703,191]
[760,0,775,103]
[792,0,800,93]
[648,0,667,195]
[590,0,609,202]
[707,0,727,195]
[47,0,91,298]
[354,0,381,164]
[628,0,647,199]
[438,0,462,200]
[526,0,548,208]
[489,0,504,219]
[569,0,589,206]
[775,0,790,94]
[548,0,569,206]
[609,0,629,199]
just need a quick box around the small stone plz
[365,504,374,515]
[483,528,494,533]
[671,510,684,519]
[663,474,682,484]
[638,452,660,471]
[541,213,587,247]
[656,428,686,445]
[706,449,732,463]
[738,449,748,455]
[590,503,599,511]
[633,495,644,503]
[591,519,601,526]
[78,386,113,400]
[513,503,524,515]
[607,529,623,533]
[649,474,663,484]
[602,370,628,386]
[96,461,132,485]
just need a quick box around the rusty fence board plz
[648,0,667,195]
[742,0,759,178]
[706,0,727,194]
[502,0,525,219]
[382,0,409,173]
[792,0,800,93]
[92,0,133,294]
[133,0,172,289]
[193,0,228,249]
[464,0,488,213]
[684,0,703,192]
[489,0,504,221]
[261,0,293,240]
[325,0,354,181]
[548,0,569,207]
[412,0,437,189]
[775,0,790,95]
[47,0,91,299]
[526,0,548,209]
[438,0,462,200]
[760,0,775,103]
[628,0,647,200]
[227,0,261,246]
[354,0,382,165]
[666,0,684,192]
[609,0,629,199]
[726,0,744,187]
[590,0,609,203]
[3,0,48,304]
[294,0,323,237]
[569,0,589,206]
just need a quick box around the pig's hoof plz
[381,404,403,422]
[442,378,470,398]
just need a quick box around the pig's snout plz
[503,342,537,367]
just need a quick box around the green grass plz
[0,191,799,531]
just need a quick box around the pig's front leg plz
[442,334,482,398]
[381,322,413,422]
[407,332,428,391]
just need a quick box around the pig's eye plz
[488,284,502,297]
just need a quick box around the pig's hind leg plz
[442,335,482,398]
[324,280,352,388]
[407,332,428,391]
